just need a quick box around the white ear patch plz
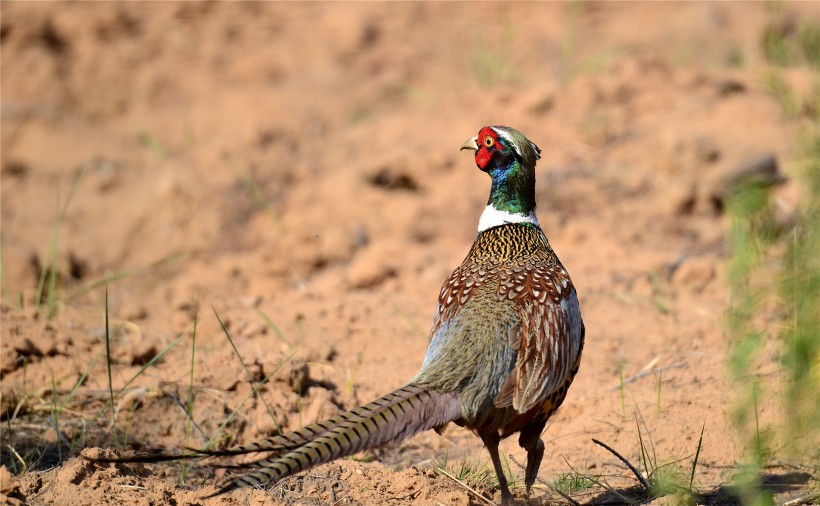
[490,127,541,160]
[490,127,519,156]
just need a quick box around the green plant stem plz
[690,421,705,492]
[104,286,116,441]
[619,362,626,418]
[34,166,87,318]
[656,370,662,415]
[204,351,294,450]
[214,306,282,435]
[181,302,199,484]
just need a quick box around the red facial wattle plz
[475,146,492,169]
[475,127,503,170]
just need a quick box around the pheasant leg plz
[519,422,546,493]
[480,431,514,505]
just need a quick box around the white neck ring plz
[477,205,539,232]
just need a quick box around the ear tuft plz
[530,141,541,160]
[489,126,541,163]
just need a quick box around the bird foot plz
[499,490,517,506]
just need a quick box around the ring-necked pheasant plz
[93,126,585,504]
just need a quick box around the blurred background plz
[1,3,818,505]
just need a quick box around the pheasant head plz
[461,126,542,232]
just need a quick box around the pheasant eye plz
[483,136,495,148]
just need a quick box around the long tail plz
[212,383,461,495]
[86,412,356,464]
[204,383,443,457]
[89,384,443,464]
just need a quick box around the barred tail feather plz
[203,381,446,458]
[213,383,460,495]
[196,411,353,458]
[87,414,353,465]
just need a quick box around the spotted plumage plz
[427,224,582,416]
[89,126,584,505]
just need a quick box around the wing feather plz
[496,263,583,413]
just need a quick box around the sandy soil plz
[1,3,818,505]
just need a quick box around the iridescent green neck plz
[487,158,536,215]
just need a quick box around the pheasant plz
[93,126,585,504]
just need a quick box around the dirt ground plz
[1,2,818,505]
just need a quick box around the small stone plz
[672,257,716,292]
[122,303,148,321]
[694,136,721,164]
[722,154,786,191]
[715,79,746,96]
[672,184,698,216]
[111,323,158,366]
[707,154,786,214]
[1,159,29,178]
[43,428,60,444]
[240,295,262,308]
[367,166,419,192]
[345,243,397,289]
[528,95,554,115]
[0,465,17,494]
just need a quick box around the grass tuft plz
[760,14,820,68]
[33,166,87,319]
[725,73,820,503]
[589,409,706,505]
[435,451,498,492]
[553,471,597,494]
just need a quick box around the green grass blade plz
[34,165,87,318]
[656,370,662,415]
[753,384,762,456]
[34,211,58,311]
[181,301,199,485]
[60,359,101,412]
[214,306,283,434]
[104,286,116,429]
[138,129,167,160]
[689,420,706,491]
[635,417,650,481]
[5,418,17,474]
[203,351,294,450]
[65,253,186,302]
[563,455,640,505]
[60,165,87,221]
[113,334,185,401]
[634,405,658,472]
[618,362,626,418]
[254,306,293,350]
[51,375,61,462]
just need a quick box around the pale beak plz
[460,136,479,152]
